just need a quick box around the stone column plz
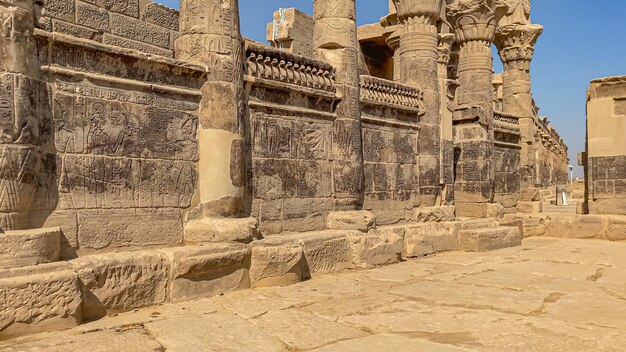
[395,0,444,207]
[0,0,42,230]
[313,0,364,211]
[176,0,255,240]
[438,33,456,204]
[447,0,504,217]
[494,23,542,190]
[381,0,402,82]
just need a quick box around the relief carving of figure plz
[499,0,530,26]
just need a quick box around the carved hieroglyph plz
[0,0,44,230]
[176,0,247,217]
[313,0,364,210]
[395,0,444,206]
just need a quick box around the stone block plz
[403,223,457,258]
[0,269,82,339]
[159,244,251,303]
[411,206,456,222]
[458,218,499,230]
[0,228,61,269]
[142,2,179,31]
[458,226,522,252]
[326,211,375,231]
[70,251,169,321]
[3,330,164,352]
[517,201,543,214]
[486,203,505,218]
[110,13,171,48]
[250,240,304,288]
[606,216,626,241]
[348,230,404,269]
[44,0,75,22]
[103,0,139,18]
[102,34,173,57]
[455,202,487,218]
[52,20,103,42]
[274,231,352,276]
[77,209,183,250]
[544,215,606,239]
[76,1,110,31]
[185,217,257,244]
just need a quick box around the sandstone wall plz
[586,76,626,215]
[244,42,337,234]
[24,1,205,253]
[39,0,180,57]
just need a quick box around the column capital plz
[494,23,542,66]
[437,33,456,65]
[394,0,444,25]
[447,0,508,44]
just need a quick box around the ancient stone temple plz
[0,0,570,338]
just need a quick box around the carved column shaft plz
[396,0,444,206]
[447,0,502,216]
[313,0,363,210]
[495,23,542,189]
[176,0,247,218]
[0,0,43,230]
[438,33,456,205]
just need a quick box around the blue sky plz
[159,0,626,177]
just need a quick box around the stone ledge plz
[403,222,458,258]
[348,230,404,269]
[273,231,352,276]
[184,217,258,244]
[0,269,82,339]
[158,244,251,303]
[458,226,522,252]
[250,239,304,288]
[70,251,170,321]
[0,227,61,269]
[326,211,376,231]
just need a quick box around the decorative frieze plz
[359,75,424,113]
[245,41,335,93]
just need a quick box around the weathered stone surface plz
[326,210,376,231]
[458,226,522,252]
[0,269,82,339]
[145,314,288,352]
[255,309,367,350]
[184,217,257,244]
[517,201,543,213]
[486,203,505,218]
[250,240,304,287]
[544,214,606,239]
[275,231,352,276]
[412,206,456,222]
[75,1,110,31]
[142,2,179,31]
[71,251,169,320]
[403,223,458,258]
[311,333,473,352]
[0,330,163,352]
[0,228,61,269]
[159,244,251,302]
[348,230,404,268]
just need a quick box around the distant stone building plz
[583,76,626,215]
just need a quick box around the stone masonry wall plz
[586,76,626,215]
[39,0,180,57]
[28,4,205,254]
[245,41,337,235]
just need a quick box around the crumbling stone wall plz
[39,0,180,57]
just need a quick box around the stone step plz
[458,226,522,252]
[0,227,62,269]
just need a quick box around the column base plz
[184,217,258,244]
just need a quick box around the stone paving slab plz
[2,237,626,352]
